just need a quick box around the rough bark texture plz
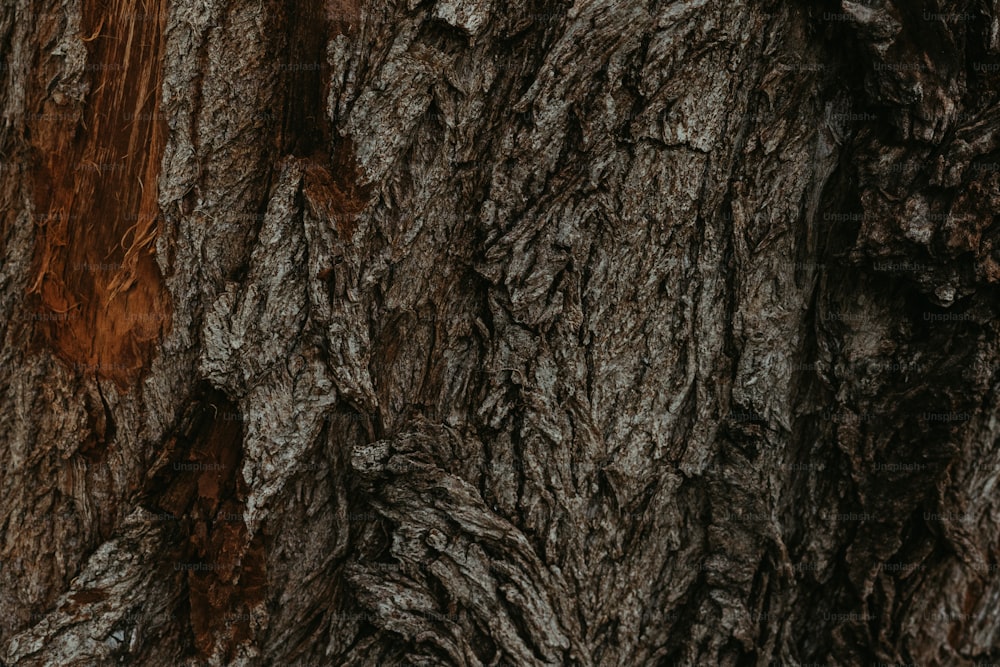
[2,0,1000,665]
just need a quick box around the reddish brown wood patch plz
[143,390,268,660]
[25,0,171,389]
[327,0,362,36]
[301,137,371,238]
[182,410,267,661]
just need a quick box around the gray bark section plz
[2,0,1000,665]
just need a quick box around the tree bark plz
[2,0,1000,665]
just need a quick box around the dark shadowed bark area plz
[2,0,1000,665]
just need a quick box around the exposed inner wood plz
[26,0,171,388]
[141,388,267,660]
[281,0,371,243]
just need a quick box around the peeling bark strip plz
[26,0,170,387]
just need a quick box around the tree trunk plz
[2,0,999,665]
